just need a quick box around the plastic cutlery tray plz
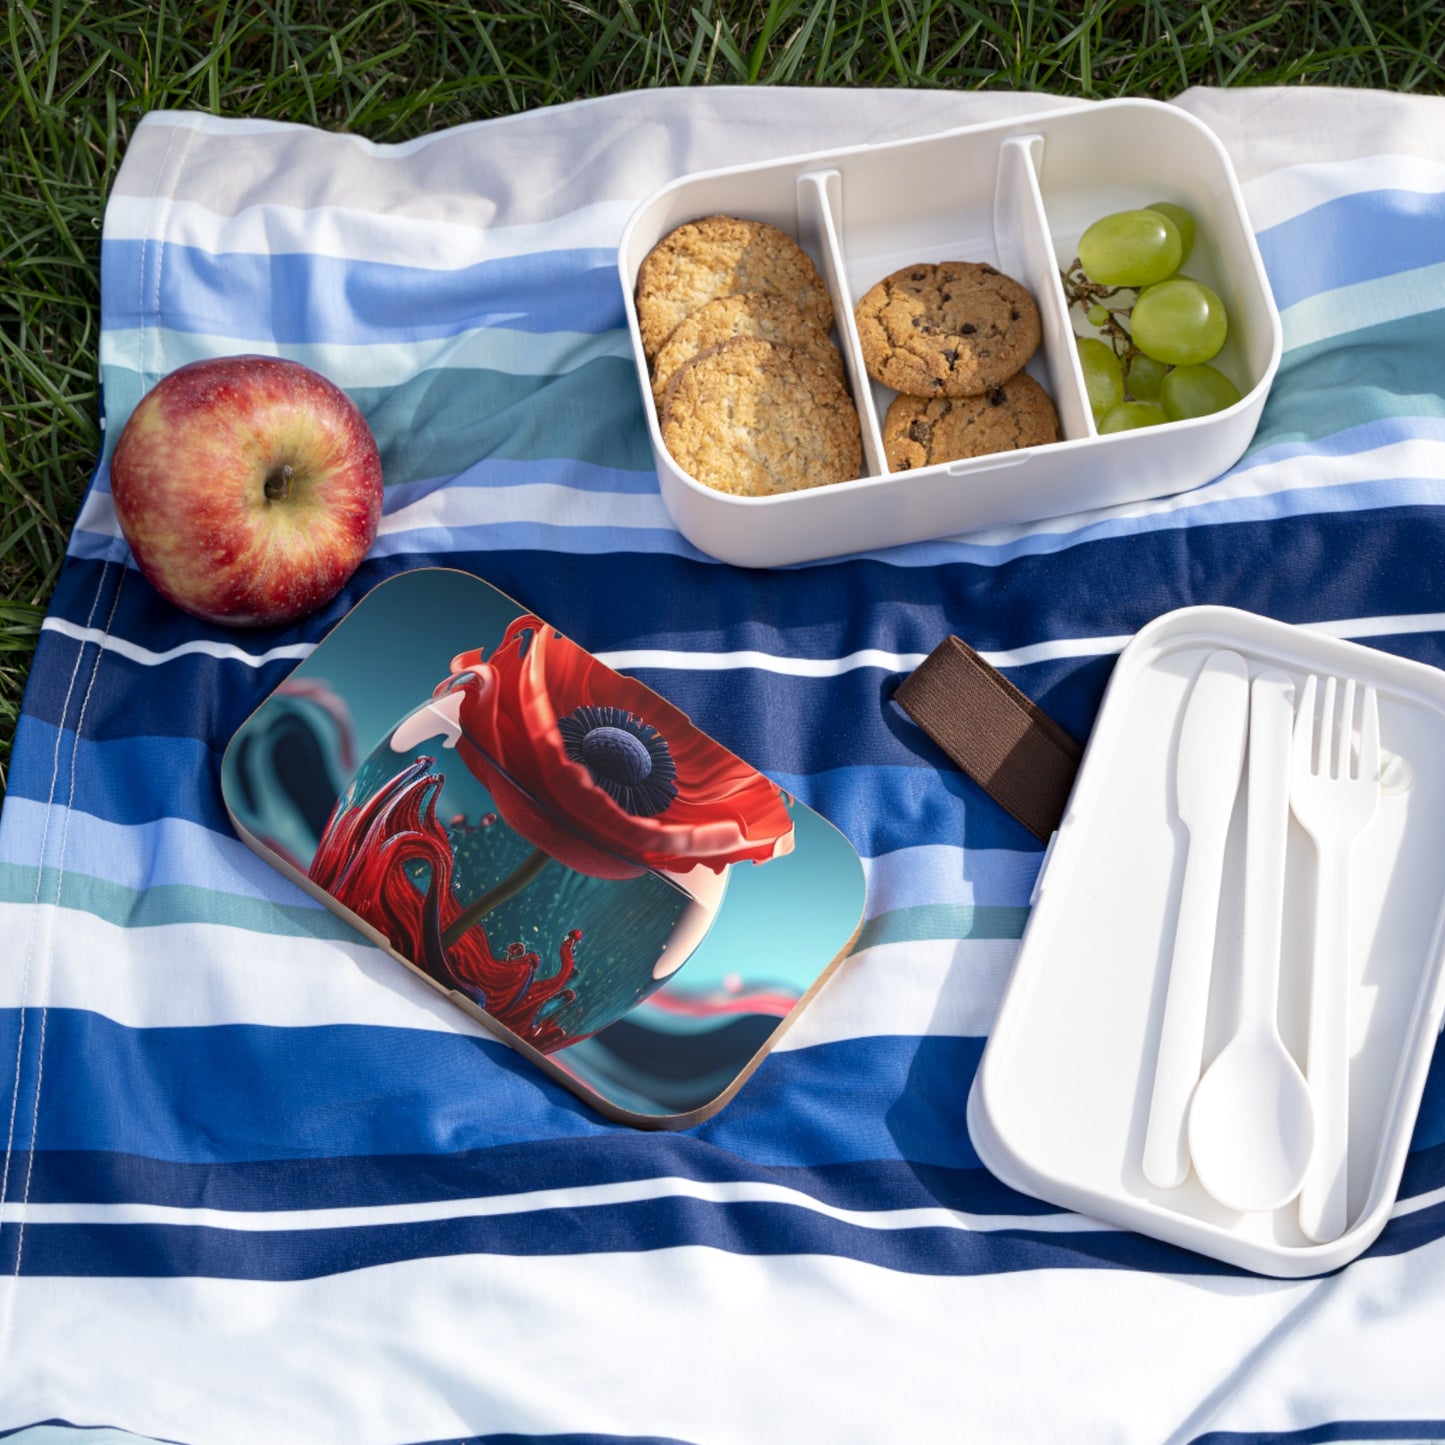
[967,605,1445,1276]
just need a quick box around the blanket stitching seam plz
[0,112,192,1378]
[1,564,130,1344]
[0,556,115,1375]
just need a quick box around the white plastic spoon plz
[1188,668,1316,1213]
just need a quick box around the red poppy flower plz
[426,615,794,882]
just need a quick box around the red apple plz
[110,354,384,627]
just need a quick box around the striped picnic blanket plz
[3,84,1444,1443]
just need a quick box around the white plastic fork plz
[1290,674,1381,1243]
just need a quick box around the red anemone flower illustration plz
[430,615,794,882]
[308,755,579,1051]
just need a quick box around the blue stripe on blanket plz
[13,1145,1052,1215]
[97,358,656,484]
[1254,186,1445,311]
[29,1136,1438,1239]
[100,242,626,342]
[0,802,330,901]
[38,505,1445,675]
[1,716,1044,855]
[0,1427,694,1445]
[1190,1421,1445,1445]
[0,1011,984,1170]
[8,1151,1444,1287]
[2,1202,1239,1281]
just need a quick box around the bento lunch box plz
[617,98,1282,569]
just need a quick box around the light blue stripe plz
[368,522,708,561]
[0,797,314,903]
[866,846,1042,911]
[72,448,1445,576]
[380,458,665,507]
[100,321,635,389]
[99,238,624,343]
[0,794,1040,920]
[1255,185,1445,311]
[72,469,1439,577]
[0,1429,173,1445]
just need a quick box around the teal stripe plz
[0,861,358,941]
[352,358,653,482]
[852,904,1029,951]
[2,864,1027,954]
[1250,308,1445,456]
[100,356,656,484]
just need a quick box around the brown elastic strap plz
[893,635,1083,843]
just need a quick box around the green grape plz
[1077,337,1124,419]
[1086,304,1111,327]
[1130,277,1228,366]
[1125,353,1168,404]
[1098,401,1168,433]
[1146,202,1196,264]
[1160,363,1242,420]
[1077,209,1183,288]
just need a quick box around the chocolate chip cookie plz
[854,262,1041,397]
[660,336,861,497]
[882,373,1059,471]
[636,216,835,361]
[650,291,844,410]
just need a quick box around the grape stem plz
[1061,258,1139,364]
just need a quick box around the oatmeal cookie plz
[660,336,861,497]
[636,215,835,360]
[650,291,844,410]
[854,261,1041,397]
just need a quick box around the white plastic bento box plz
[967,607,1445,1277]
[617,98,1282,568]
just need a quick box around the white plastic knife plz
[1142,649,1252,1189]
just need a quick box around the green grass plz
[3,0,1444,795]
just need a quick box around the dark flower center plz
[558,705,677,817]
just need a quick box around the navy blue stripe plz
[42,508,1445,703]
[0,1009,986,1172]
[1191,1422,1445,1445]
[425,1437,695,1445]
[1255,186,1445,311]
[1358,1195,1445,1264]
[421,1436,696,1445]
[6,1191,1440,1286]
[16,1146,1053,1217]
[7,719,231,831]
[100,240,625,343]
[0,1426,686,1445]
[0,1198,1239,1281]
[420,1436,696,1445]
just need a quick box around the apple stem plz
[264,463,294,502]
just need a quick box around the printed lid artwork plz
[221,568,866,1126]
